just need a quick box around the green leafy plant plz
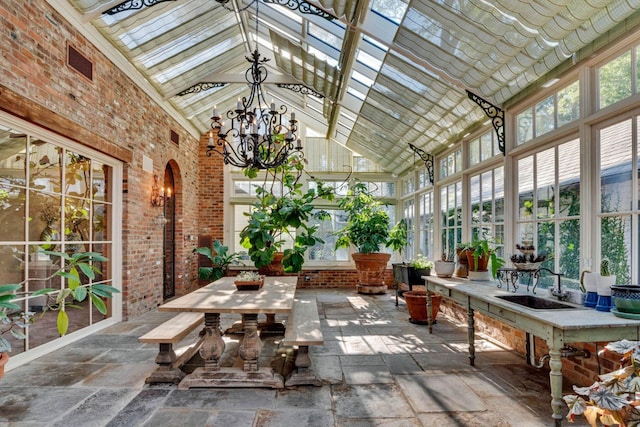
[0,251,118,353]
[410,254,433,270]
[564,339,640,426]
[235,271,262,282]
[193,240,245,282]
[600,259,611,277]
[240,156,334,273]
[335,182,407,254]
[467,236,506,279]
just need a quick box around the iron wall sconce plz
[151,175,165,207]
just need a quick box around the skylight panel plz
[363,35,389,52]
[347,87,366,101]
[357,50,382,71]
[352,70,374,87]
[308,46,339,67]
[266,3,303,24]
[308,22,343,47]
[371,0,407,24]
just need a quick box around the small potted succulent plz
[233,271,264,291]
[596,259,616,312]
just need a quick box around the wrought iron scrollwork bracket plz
[262,0,335,20]
[176,83,226,97]
[466,90,505,155]
[276,84,324,99]
[104,0,176,15]
[408,143,434,184]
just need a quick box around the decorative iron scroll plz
[104,0,176,15]
[177,83,226,97]
[408,143,434,184]
[262,0,335,20]
[466,90,505,155]
[276,84,324,98]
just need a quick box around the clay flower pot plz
[404,290,442,324]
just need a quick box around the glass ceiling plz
[59,0,640,175]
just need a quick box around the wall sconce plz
[151,175,164,207]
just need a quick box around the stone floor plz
[0,288,590,426]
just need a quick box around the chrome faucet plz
[536,268,567,301]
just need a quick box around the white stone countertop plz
[425,275,640,331]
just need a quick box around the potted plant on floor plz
[0,250,118,381]
[193,240,245,283]
[240,155,334,274]
[335,181,407,294]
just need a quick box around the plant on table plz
[564,339,640,426]
[466,235,506,278]
[235,271,262,282]
[410,254,433,271]
[193,240,245,282]
[240,155,334,273]
[1,250,118,353]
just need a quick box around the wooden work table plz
[424,275,640,427]
[159,276,297,388]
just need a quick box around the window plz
[597,118,636,285]
[0,123,118,355]
[418,190,434,261]
[516,81,579,145]
[469,166,504,253]
[469,131,500,166]
[440,181,462,260]
[403,198,415,258]
[402,175,415,195]
[440,149,461,179]
[516,139,581,287]
[598,50,633,110]
[307,208,349,261]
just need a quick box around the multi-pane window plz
[402,175,414,195]
[598,48,639,110]
[0,123,116,355]
[418,191,434,261]
[469,131,500,166]
[597,117,637,285]
[440,181,462,260]
[516,81,579,145]
[469,166,504,253]
[306,209,349,261]
[516,139,581,286]
[403,198,415,258]
[440,149,462,179]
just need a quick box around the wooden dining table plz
[158,276,297,388]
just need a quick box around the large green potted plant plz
[465,236,505,280]
[0,250,118,381]
[193,240,245,283]
[240,156,334,274]
[335,181,407,294]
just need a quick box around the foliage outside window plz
[0,124,115,355]
[403,198,415,259]
[516,139,581,288]
[418,190,434,262]
[597,118,636,285]
[440,181,462,260]
[469,131,500,166]
[470,166,504,257]
[598,49,634,110]
[516,81,579,145]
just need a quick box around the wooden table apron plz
[424,276,640,427]
[158,276,297,388]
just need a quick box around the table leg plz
[239,313,262,372]
[427,292,433,334]
[468,307,475,366]
[200,313,225,371]
[549,348,564,426]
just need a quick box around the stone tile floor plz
[0,289,590,426]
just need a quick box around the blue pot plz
[584,291,598,308]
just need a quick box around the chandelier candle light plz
[207,0,302,170]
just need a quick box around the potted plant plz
[233,271,264,291]
[596,259,616,312]
[581,269,598,308]
[564,339,640,425]
[240,156,334,274]
[335,181,407,294]
[0,250,118,381]
[393,254,433,295]
[193,240,245,283]
[434,250,456,278]
[465,236,505,280]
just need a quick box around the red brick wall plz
[0,0,202,318]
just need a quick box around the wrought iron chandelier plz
[207,0,302,169]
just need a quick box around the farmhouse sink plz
[496,294,579,310]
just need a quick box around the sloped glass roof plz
[58,0,640,175]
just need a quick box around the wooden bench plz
[139,312,204,384]
[282,297,324,386]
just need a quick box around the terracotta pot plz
[404,290,442,324]
[258,251,285,276]
[466,251,489,271]
[0,352,8,381]
[352,252,391,286]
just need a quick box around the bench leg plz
[285,345,322,387]
[239,313,262,372]
[145,343,186,384]
[200,313,225,371]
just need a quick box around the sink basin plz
[496,295,578,310]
